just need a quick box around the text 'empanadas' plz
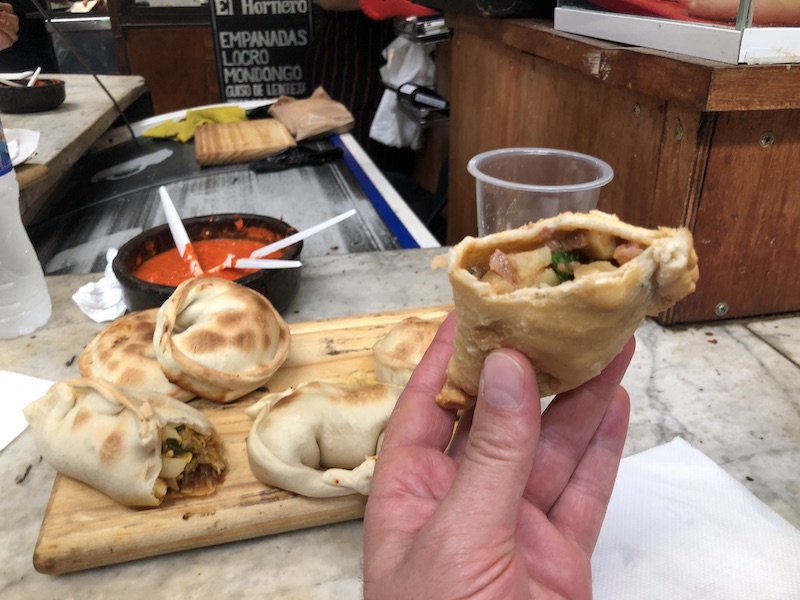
[154,277,291,403]
[436,210,699,410]
[246,374,402,498]
[23,378,226,507]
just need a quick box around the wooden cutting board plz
[32,305,451,575]
[16,163,49,189]
[194,119,296,166]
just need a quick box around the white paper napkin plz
[0,371,53,452]
[71,248,127,323]
[5,128,40,167]
[593,437,800,599]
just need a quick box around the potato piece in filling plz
[472,228,646,292]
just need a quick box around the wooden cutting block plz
[194,119,296,166]
[31,305,452,575]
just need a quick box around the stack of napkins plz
[593,437,800,598]
[71,248,127,323]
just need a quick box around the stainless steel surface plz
[29,137,406,275]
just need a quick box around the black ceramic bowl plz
[112,214,303,313]
[0,78,66,114]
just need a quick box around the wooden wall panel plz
[124,27,221,115]
[515,54,666,229]
[649,105,712,230]
[446,31,527,244]
[671,109,800,322]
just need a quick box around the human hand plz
[363,312,635,600]
[0,3,19,52]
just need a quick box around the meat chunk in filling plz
[154,424,226,500]
[469,228,645,293]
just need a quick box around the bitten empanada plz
[154,278,291,403]
[78,309,195,402]
[22,378,226,507]
[436,210,699,409]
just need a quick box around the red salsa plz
[132,239,283,286]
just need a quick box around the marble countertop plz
[1,247,799,598]
[3,74,148,224]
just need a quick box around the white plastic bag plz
[369,36,436,150]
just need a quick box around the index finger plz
[380,311,458,452]
[523,337,635,512]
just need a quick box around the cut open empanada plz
[436,210,699,410]
[154,278,291,403]
[22,378,226,507]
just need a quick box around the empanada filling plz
[154,424,226,500]
[468,228,646,293]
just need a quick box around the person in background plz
[305,0,448,244]
[0,2,19,51]
[363,313,635,599]
[0,0,57,72]
[305,0,426,175]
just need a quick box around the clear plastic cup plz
[468,147,614,236]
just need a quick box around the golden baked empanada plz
[154,278,291,403]
[245,374,402,498]
[372,317,440,386]
[436,210,699,409]
[78,309,195,402]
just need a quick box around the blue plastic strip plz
[330,135,420,249]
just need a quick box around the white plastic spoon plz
[206,257,302,273]
[27,67,41,88]
[208,209,357,272]
[158,186,205,277]
[250,209,357,259]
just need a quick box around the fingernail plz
[480,352,525,409]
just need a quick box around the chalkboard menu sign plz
[210,0,313,102]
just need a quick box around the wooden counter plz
[444,14,800,324]
[2,74,148,225]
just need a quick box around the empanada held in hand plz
[435,211,699,410]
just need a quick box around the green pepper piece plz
[551,250,579,282]
[166,437,190,455]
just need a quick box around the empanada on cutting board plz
[195,119,296,166]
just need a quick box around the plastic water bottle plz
[0,118,52,339]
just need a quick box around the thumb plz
[445,350,541,525]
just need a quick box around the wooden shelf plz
[448,16,800,111]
